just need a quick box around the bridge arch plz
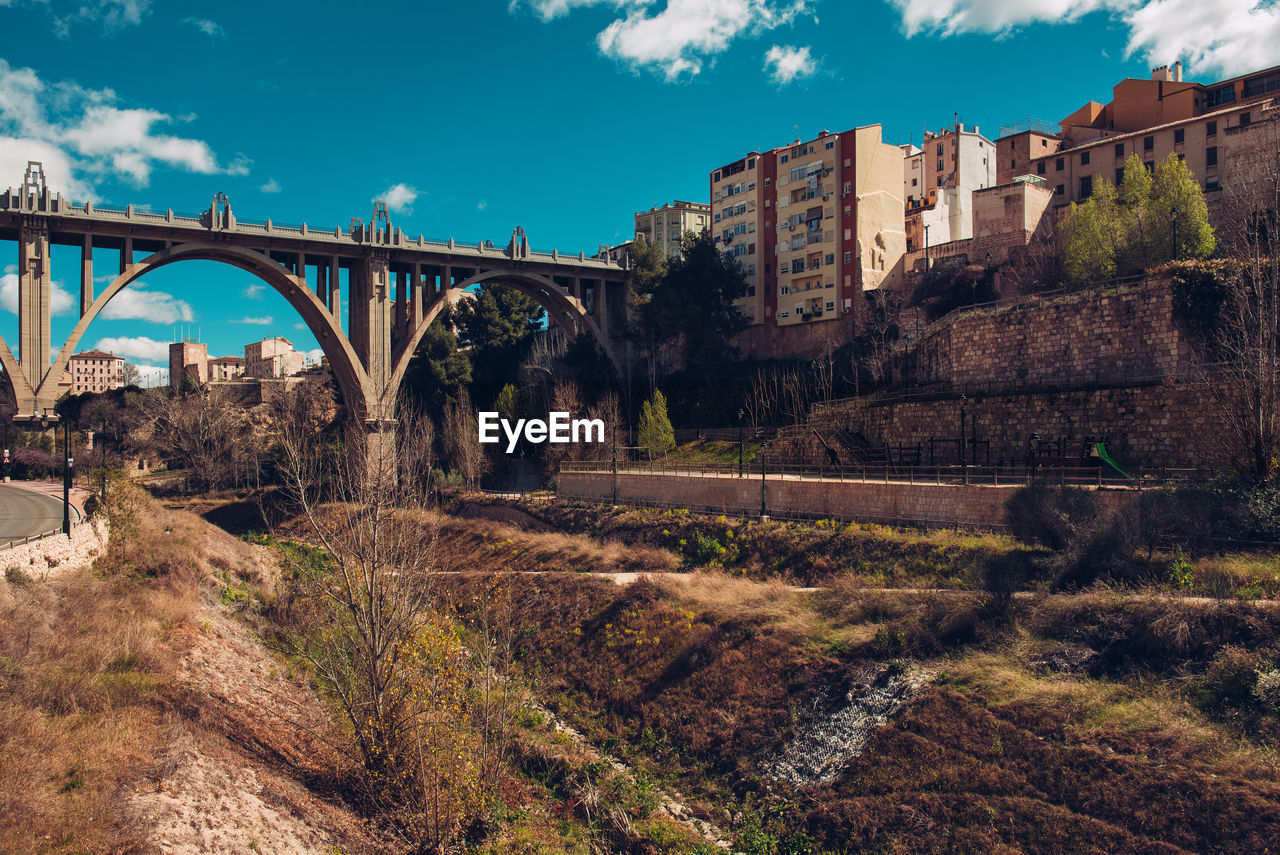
[38,242,370,418]
[388,266,613,396]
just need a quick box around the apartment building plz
[903,122,999,257]
[998,63,1280,210]
[245,336,305,379]
[711,125,905,329]
[634,201,710,259]
[68,350,126,394]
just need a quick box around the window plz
[911,177,918,186]
[824,253,834,266]
[1041,139,1048,147]
[779,310,789,318]
[1174,128,1184,144]
[1207,120,1217,136]
[1037,161,1046,175]
[1081,151,1090,165]
[780,285,790,295]
[1056,157,1064,171]
[824,140,834,149]
[748,157,756,168]
[1143,136,1153,152]
[780,154,789,163]
[1205,85,1236,108]
[1055,184,1064,196]
[1241,112,1252,127]
[791,259,804,273]
[843,251,852,263]
[1010,159,1016,168]
[713,171,721,182]
[1205,178,1221,191]
[764,178,771,188]
[1206,146,1218,167]
[936,158,944,171]
[1115,143,1125,157]
[936,143,943,155]
[1115,168,1124,183]
[1079,176,1092,198]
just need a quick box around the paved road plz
[0,484,67,542]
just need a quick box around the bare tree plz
[442,387,490,489]
[1209,112,1280,480]
[145,386,254,491]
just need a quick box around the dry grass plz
[0,499,202,853]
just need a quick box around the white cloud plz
[763,44,815,83]
[130,363,167,387]
[0,267,75,315]
[293,322,306,330]
[514,0,812,80]
[259,177,281,193]
[476,199,488,211]
[242,282,265,300]
[377,183,419,215]
[0,58,242,199]
[51,0,152,37]
[231,315,274,325]
[301,348,324,366]
[99,282,195,324]
[93,335,168,363]
[887,0,1280,77]
[182,17,226,40]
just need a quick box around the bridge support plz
[18,222,51,390]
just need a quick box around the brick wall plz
[916,276,1194,388]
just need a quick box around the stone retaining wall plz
[558,471,1134,529]
[1,519,108,581]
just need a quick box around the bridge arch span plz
[388,266,613,396]
[39,242,369,417]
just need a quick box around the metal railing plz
[2,526,66,551]
[559,458,1201,488]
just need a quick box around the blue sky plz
[1,0,1276,383]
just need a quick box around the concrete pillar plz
[80,234,93,317]
[443,265,452,292]
[120,237,133,273]
[598,280,609,340]
[18,224,51,389]
[350,251,393,393]
[316,260,328,304]
[572,276,581,301]
[395,267,409,339]
[412,262,424,328]
[329,257,341,329]
[297,251,306,280]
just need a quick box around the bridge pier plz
[18,222,51,390]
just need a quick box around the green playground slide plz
[1092,442,1130,479]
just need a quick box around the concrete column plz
[329,257,341,329]
[395,267,409,339]
[411,262,424,328]
[120,237,133,273]
[18,224,51,389]
[80,234,93,317]
[316,260,328,304]
[297,252,306,281]
[572,276,581,301]
[350,252,392,393]
[598,279,609,340]
[443,265,452,292]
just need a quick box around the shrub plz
[1005,485,1100,551]
[1254,669,1280,714]
[1197,645,1271,709]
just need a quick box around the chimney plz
[1174,60,1183,82]
[1152,64,1171,81]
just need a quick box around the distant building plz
[169,341,208,391]
[68,350,126,394]
[903,122,998,257]
[713,125,906,329]
[633,201,710,260]
[245,337,304,379]
[209,355,246,381]
[997,62,1280,213]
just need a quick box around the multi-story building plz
[68,350,126,394]
[168,341,208,391]
[634,201,710,259]
[903,122,999,257]
[209,355,246,381]
[711,125,906,330]
[245,336,305,379]
[998,62,1280,211]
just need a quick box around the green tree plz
[637,389,675,457]
[630,231,749,378]
[401,311,472,417]
[453,284,545,390]
[1062,153,1214,284]
[494,382,518,420]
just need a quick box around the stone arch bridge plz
[0,163,629,471]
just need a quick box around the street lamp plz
[1171,206,1180,260]
[737,408,745,478]
[611,421,619,505]
[1,419,8,483]
[914,306,921,388]
[38,409,72,535]
[759,441,768,518]
[923,224,931,271]
[958,394,968,471]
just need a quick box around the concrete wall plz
[558,470,1134,529]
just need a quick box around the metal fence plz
[558,458,1202,489]
[1,527,66,551]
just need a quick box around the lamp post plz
[914,306,921,388]
[2,419,8,483]
[611,422,618,506]
[737,408,745,478]
[1028,431,1040,483]
[958,393,968,475]
[1171,205,1180,260]
[62,419,72,535]
[923,224,931,271]
[759,441,768,518]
